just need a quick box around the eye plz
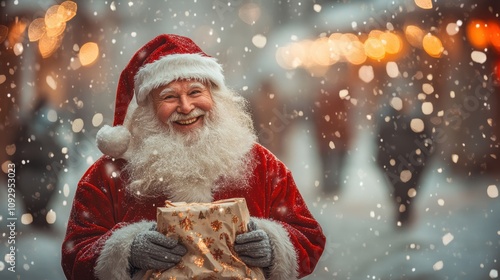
[162,94,176,100]
[189,89,202,95]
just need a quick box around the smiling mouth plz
[175,116,200,125]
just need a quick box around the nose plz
[177,95,194,114]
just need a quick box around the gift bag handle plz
[211,198,245,204]
[164,200,176,207]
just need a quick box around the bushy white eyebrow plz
[188,82,206,90]
[158,81,207,97]
[159,87,175,97]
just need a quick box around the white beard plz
[124,89,257,203]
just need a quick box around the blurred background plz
[1,0,499,279]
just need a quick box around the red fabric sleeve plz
[262,149,325,277]
[61,157,128,280]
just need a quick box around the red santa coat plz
[61,143,325,280]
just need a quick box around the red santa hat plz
[96,34,226,158]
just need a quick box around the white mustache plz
[169,108,207,123]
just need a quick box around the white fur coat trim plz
[251,217,299,280]
[95,220,155,280]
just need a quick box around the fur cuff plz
[95,220,155,280]
[251,217,299,280]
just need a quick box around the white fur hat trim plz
[134,53,225,105]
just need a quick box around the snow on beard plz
[124,88,257,202]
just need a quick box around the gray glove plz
[129,225,187,271]
[234,220,273,268]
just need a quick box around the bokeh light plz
[489,21,500,51]
[414,0,433,9]
[58,1,77,22]
[380,31,402,55]
[422,33,444,58]
[79,42,99,66]
[364,37,386,60]
[28,18,46,42]
[7,20,28,50]
[344,40,367,65]
[311,37,335,66]
[39,33,62,58]
[26,1,77,58]
[238,3,261,25]
[404,25,424,48]
[275,17,499,75]
[466,19,489,49]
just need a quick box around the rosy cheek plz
[156,104,174,124]
[201,97,214,112]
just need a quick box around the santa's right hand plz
[129,230,187,271]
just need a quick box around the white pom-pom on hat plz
[96,125,131,158]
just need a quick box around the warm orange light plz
[414,0,432,9]
[368,29,384,39]
[46,21,66,38]
[344,40,366,65]
[79,42,99,66]
[29,1,78,58]
[39,33,61,58]
[328,32,343,42]
[276,26,445,69]
[298,40,315,68]
[276,42,311,70]
[466,20,489,49]
[28,18,46,42]
[364,37,385,60]
[405,25,424,48]
[380,31,402,54]
[327,33,344,63]
[58,1,77,22]
[488,21,500,51]
[327,37,342,63]
[7,20,27,49]
[44,1,76,30]
[337,33,358,58]
[422,33,443,58]
[287,42,307,68]
[311,37,336,66]
[45,5,65,29]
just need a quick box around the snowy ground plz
[1,120,499,280]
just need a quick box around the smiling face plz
[125,80,258,199]
[150,79,215,134]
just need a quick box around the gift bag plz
[143,198,265,280]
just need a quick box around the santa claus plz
[61,34,325,280]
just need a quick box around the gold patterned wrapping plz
[142,198,265,280]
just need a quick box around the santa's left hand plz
[234,220,273,268]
